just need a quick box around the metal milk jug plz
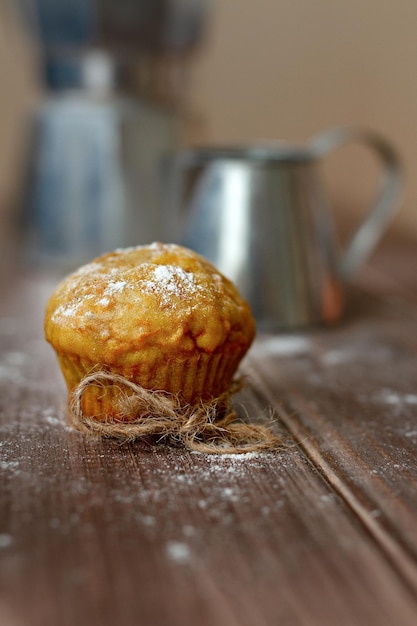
[167,126,403,330]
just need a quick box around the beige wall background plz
[186,0,417,237]
[0,0,416,239]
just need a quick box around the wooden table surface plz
[1,235,417,626]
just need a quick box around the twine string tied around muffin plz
[70,371,280,454]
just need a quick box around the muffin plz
[45,242,256,421]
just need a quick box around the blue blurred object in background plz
[16,0,210,267]
[17,0,210,53]
[25,0,94,46]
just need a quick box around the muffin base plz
[57,349,244,420]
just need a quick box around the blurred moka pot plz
[17,0,210,266]
[168,126,403,330]
[24,52,181,265]
[18,0,211,103]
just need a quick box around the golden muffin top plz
[45,243,256,367]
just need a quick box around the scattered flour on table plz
[192,450,261,461]
[0,534,13,548]
[166,541,192,564]
[0,460,20,473]
[137,515,156,527]
[43,412,69,428]
[256,336,311,357]
[320,349,357,366]
[375,389,417,405]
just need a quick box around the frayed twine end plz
[69,371,281,454]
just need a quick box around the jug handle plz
[308,126,404,279]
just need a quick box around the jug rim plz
[177,143,314,164]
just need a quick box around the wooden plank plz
[248,283,417,597]
[0,269,417,625]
